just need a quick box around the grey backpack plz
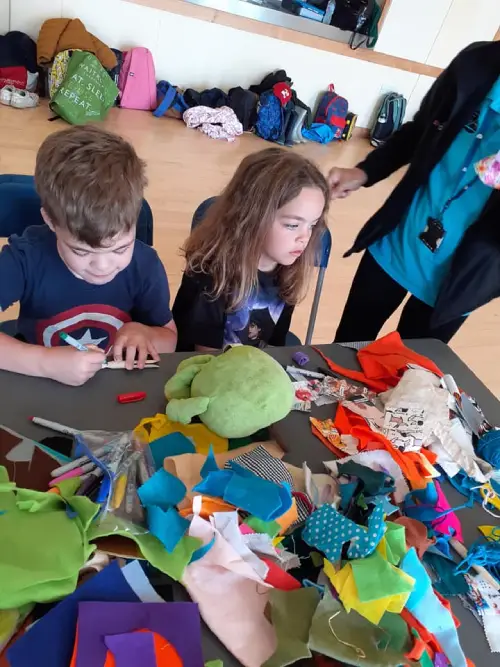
[370,92,407,147]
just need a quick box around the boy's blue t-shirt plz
[0,225,172,350]
[369,77,500,307]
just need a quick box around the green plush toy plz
[164,345,294,438]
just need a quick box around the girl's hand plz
[113,322,160,370]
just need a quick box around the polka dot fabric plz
[302,500,386,563]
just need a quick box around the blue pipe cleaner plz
[455,540,500,583]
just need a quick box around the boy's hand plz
[328,167,368,200]
[113,322,160,370]
[43,346,106,386]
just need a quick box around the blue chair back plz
[0,174,154,245]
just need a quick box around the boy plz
[0,126,177,386]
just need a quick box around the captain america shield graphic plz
[35,304,131,351]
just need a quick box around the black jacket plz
[348,41,500,327]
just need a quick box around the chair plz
[191,197,332,345]
[0,174,154,335]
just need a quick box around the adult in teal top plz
[370,77,500,309]
[327,41,500,344]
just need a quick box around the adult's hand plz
[328,167,368,200]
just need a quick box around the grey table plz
[1,340,498,666]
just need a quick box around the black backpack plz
[331,0,374,46]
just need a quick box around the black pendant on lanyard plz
[419,110,494,253]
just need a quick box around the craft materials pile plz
[1,337,500,666]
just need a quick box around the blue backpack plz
[255,91,283,142]
[153,80,188,119]
[314,84,349,140]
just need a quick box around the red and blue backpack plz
[314,83,349,140]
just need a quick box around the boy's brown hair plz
[34,125,147,247]
[183,147,329,310]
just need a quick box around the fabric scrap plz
[303,500,386,562]
[138,468,186,510]
[148,433,195,470]
[183,106,243,142]
[0,466,98,609]
[135,414,228,456]
[394,516,435,558]
[400,548,467,667]
[212,511,269,580]
[336,460,395,497]
[73,601,203,667]
[182,515,276,667]
[308,588,418,666]
[263,588,320,667]
[147,505,190,553]
[324,559,413,625]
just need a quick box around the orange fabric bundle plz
[314,331,442,393]
[334,403,437,489]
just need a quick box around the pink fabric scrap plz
[432,480,464,543]
[182,515,276,667]
[183,106,243,142]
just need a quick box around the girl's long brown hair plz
[183,148,330,311]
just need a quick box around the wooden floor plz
[1,103,499,395]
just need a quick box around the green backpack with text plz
[50,51,118,125]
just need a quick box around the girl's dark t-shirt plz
[172,269,293,351]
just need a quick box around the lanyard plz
[435,108,495,221]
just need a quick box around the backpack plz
[153,80,188,119]
[255,90,283,142]
[314,84,349,140]
[50,51,118,125]
[118,47,156,110]
[370,92,407,147]
[331,0,374,33]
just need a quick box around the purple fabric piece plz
[105,632,157,667]
[75,601,204,667]
[434,653,449,667]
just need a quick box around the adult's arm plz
[357,62,455,187]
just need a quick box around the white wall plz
[427,0,500,68]
[0,0,9,34]
[6,0,433,127]
[375,0,499,68]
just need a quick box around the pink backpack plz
[119,47,156,110]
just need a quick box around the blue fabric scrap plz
[147,505,190,553]
[200,444,219,478]
[302,499,385,562]
[149,433,195,470]
[138,468,186,510]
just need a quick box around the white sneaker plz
[11,89,39,109]
[0,85,15,106]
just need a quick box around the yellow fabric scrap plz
[324,559,414,625]
[135,413,228,455]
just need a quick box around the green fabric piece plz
[0,466,98,609]
[164,346,294,439]
[88,514,201,580]
[308,589,419,667]
[57,476,82,497]
[244,516,280,538]
[384,522,408,566]
[351,551,415,603]
[263,588,320,667]
[423,551,470,597]
[205,661,223,667]
[337,460,394,496]
[378,612,414,652]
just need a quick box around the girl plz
[173,148,329,351]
